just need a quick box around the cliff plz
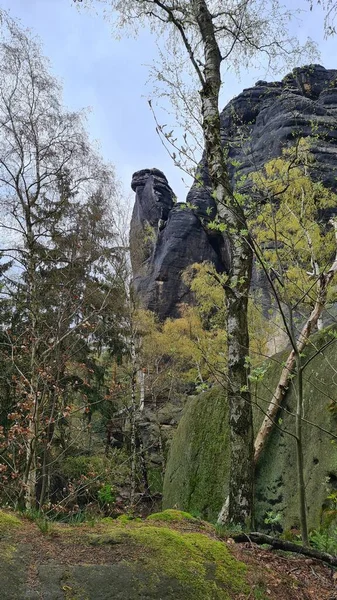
[130,64,337,320]
[129,168,228,320]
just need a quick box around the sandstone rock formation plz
[130,169,227,320]
[163,327,337,530]
[130,65,337,320]
[129,65,337,510]
[2,509,331,599]
[222,64,337,190]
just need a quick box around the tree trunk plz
[38,441,49,510]
[23,229,39,511]
[226,284,254,526]
[129,366,137,507]
[137,369,150,496]
[129,324,138,507]
[195,0,254,526]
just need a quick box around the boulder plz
[163,327,337,530]
[0,510,253,599]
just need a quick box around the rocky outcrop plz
[1,509,334,599]
[163,327,337,530]
[129,65,337,506]
[130,169,227,320]
[130,65,337,320]
[0,509,259,599]
[221,64,337,191]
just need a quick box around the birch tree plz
[0,15,125,510]
[308,0,337,35]
[79,0,316,526]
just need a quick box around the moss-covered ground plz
[146,508,196,521]
[0,509,21,533]
[0,508,333,599]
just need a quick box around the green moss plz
[116,514,132,524]
[163,386,229,521]
[96,521,248,599]
[147,509,195,522]
[62,455,113,478]
[163,327,337,530]
[100,516,115,524]
[0,543,17,561]
[116,514,142,524]
[84,519,250,598]
[128,525,248,599]
[0,510,21,534]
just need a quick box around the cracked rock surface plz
[130,65,337,320]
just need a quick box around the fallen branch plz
[231,532,337,566]
[254,218,337,464]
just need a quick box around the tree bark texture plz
[295,359,309,546]
[194,0,254,526]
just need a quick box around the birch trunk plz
[295,358,309,546]
[23,222,39,511]
[194,0,254,526]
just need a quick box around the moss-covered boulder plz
[163,387,229,521]
[146,508,196,522]
[163,328,337,530]
[90,522,249,599]
[0,510,255,599]
[0,509,334,598]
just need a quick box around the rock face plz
[163,327,337,530]
[222,64,337,191]
[129,65,337,511]
[130,65,337,320]
[130,169,227,320]
[163,387,230,522]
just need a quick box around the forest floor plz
[0,508,336,599]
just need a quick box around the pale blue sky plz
[1,0,336,202]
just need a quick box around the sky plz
[1,0,336,205]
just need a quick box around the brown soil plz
[231,540,337,600]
